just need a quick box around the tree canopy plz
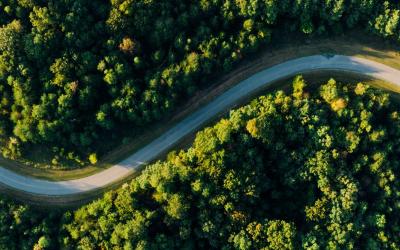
[0,195,59,250]
[2,77,400,249]
[56,77,400,249]
[0,0,399,167]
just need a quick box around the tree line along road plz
[1,55,400,196]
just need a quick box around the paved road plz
[1,55,400,196]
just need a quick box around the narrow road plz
[1,55,400,196]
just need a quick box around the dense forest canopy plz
[4,77,400,249]
[0,195,59,250]
[0,0,400,166]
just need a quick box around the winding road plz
[2,55,400,196]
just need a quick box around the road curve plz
[1,55,400,196]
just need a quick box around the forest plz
[0,0,400,166]
[3,77,400,249]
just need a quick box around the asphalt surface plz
[1,55,400,196]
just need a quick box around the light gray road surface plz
[1,55,400,195]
